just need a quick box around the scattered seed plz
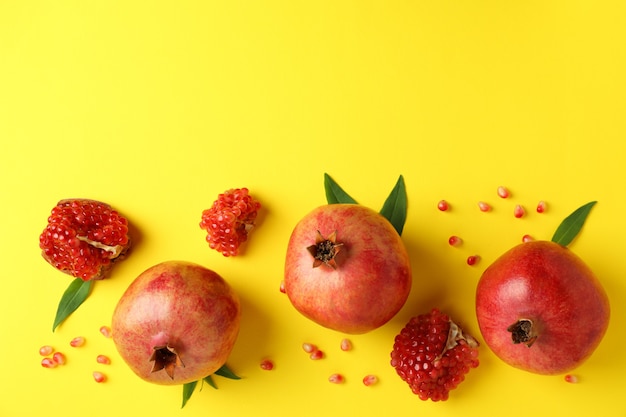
[437,200,450,212]
[497,186,510,198]
[39,345,54,356]
[448,236,462,247]
[99,326,112,338]
[302,343,317,354]
[310,350,324,360]
[363,374,378,386]
[93,371,107,383]
[467,255,480,266]
[328,373,344,384]
[565,374,579,384]
[41,357,57,369]
[522,234,534,243]
[70,337,85,347]
[478,201,491,212]
[537,200,547,213]
[96,354,111,365]
[514,205,525,218]
[52,352,66,365]
[279,280,286,293]
[260,359,274,370]
[340,338,352,351]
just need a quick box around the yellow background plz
[1,1,625,416]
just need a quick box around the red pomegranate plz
[284,204,412,334]
[476,240,610,374]
[111,261,241,385]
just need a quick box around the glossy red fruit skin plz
[111,261,241,385]
[476,241,610,375]
[284,204,412,334]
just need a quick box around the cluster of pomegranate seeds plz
[39,345,67,368]
[39,199,131,281]
[391,308,479,401]
[199,188,261,257]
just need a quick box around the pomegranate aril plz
[39,345,54,356]
[437,200,450,212]
[260,359,274,370]
[478,201,491,212]
[93,371,106,383]
[70,336,85,347]
[467,255,480,266]
[448,236,462,247]
[514,205,525,218]
[565,374,579,383]
[302,343,317,354]
[279,280,285,293]
[522,234,534,243]
[363,374,378,386]
[96,354,111,365]
[52,352,66,365]
[537,200,547,213]
[340,338,352,351]
[41,357,57,369]
[328,373,344,384]
[497,186,510,199]
[99,325,112,338]
[310,350,324,360]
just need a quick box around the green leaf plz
[213,364,241,380]
[52,278,93,332]
[551,201,597,247]
[181,380,198,408]
[203,375,218,389]
[379,175,408,235]
[324,173,358,204]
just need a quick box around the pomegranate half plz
[284,204,412,334]
[111,261,241,385]
[476,241,610,375]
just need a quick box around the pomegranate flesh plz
[476,241,610,374]
[111,261,241,385]
[284,204,412,334]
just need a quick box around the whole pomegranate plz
[476,240,610,374]
[284,204,412,334]
[111,261,241,385]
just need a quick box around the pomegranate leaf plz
[203,375,218,389]
[324,173,358,204]
[214,364,241,379]
[379,175,407,235]
[181,380,198,408]
[551,201,597,247]
[52,278,93,332]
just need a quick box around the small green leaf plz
[214,364,241,380]
[181,380,198,408]
[324,173,358,204]
[379,175,408,235]
[52,278,93,332]
[551,201,597,247]
[203,375,218,389]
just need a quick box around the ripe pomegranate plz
[111,261,241,385]
[284,204,412,334]
[476,240,610,374]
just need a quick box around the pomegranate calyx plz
[307,230,343,269]
[150,345,185,379]
[507,319,537,347]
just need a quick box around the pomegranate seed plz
[96,354,111,365]
[279,280,286,293]
[478,201,491,212]
[41,357,57,369]
[310,350,324,360]
[39,345,54,356]
[514,205,525,218]
[522,234,534,243]
[340,338,352,351]
[437,200,449,211]
[497,186,510,198]
[93,371,106,383]
[70,336,85,347]
[448,236,462,247]
[467,255,480,266]
[302,343,317,354]
[52,352,66,365]
[260,359,274,370]
[328,373,344,384]
[363,374,378,386]
[564,374,579,383]
[99,325,112,338]
[537,200,547,213]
